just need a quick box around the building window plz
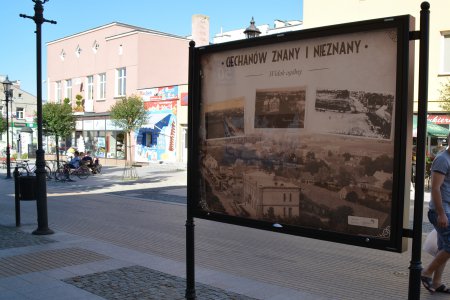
[442,33,450,74]
[60,49,66,61]
[92,40,100,53]
[75,45,82,58]
[98,73,106,100]
[16,108,24,119]
[65,79,72,101]
[87,75,94,100]
[56,81,62,103]
[116,67,126,97]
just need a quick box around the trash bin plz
[19,176,37,201]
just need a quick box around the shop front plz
[135,86,182,163]
[412,115,450,160]
[12,119,36,159]
[73,115,126,162]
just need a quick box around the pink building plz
[46,22,189,163]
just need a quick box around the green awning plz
[413,115,449,137]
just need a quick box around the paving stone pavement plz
[0,163,445,300]
[0,225,54,250]
[64,266,258,300]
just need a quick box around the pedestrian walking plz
[421,137,450,294]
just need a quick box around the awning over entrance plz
[142,114,171,130]
[413,115,449,137]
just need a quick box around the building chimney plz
[192,14,210,47]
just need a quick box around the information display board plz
[189,15,414,252]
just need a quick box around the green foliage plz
[42,102,75,138]
[109,95,147,134]
[0,116,6,134]
[20,153,28,159]
[439,79,450,111]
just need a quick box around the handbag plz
[423,229,438,256]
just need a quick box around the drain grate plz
[0,247,109,278]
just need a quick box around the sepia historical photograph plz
[198,133,394,239]
[254,87,306,128]
[313,89,395,139]
[205,97,245,140]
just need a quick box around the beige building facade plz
[303,0,450,118]
[0,76,37,159]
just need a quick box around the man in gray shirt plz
[422,136,450,294]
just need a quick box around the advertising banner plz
[190,16,414,252]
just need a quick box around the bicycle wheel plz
[76,165,91,179]
[45,165,53,180]
[95,164,102,174]
[17,166,30,176]
[55,166,69,181]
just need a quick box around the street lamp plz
[2,76,13,179]
[244,17,261,39]
[20,0,56,235]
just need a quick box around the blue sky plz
[2,1,303,97]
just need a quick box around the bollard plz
[13,166,20,226]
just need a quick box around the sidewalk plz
[0,165,444,299]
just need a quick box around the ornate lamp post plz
[2,76,13,179]
[244,17,261,39]
[20,0,56,235]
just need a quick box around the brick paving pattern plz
[0,247,110,278]
[64,265,259,300]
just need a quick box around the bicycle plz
[55,162,91,181]
[15,160,53,180]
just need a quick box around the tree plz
[439,79,450,111]
[109,95,147,164]
[42,99,76,167]
[0,116,6,135]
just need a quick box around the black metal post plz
[408,2,429,300]
[14,167,20,226]
[185,40,196,300]
[10,99,14,151]
[4,91,12,179]
[20,0,56,235]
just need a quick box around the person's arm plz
[431,171,448,228]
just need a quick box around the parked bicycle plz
[15,160,53,180]
[55,162,91,181]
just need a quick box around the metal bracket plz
[403,228,414,238]
[409,31,420,40]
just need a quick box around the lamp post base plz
[32,227,54,235]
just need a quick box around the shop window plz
[116,132,126,159]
